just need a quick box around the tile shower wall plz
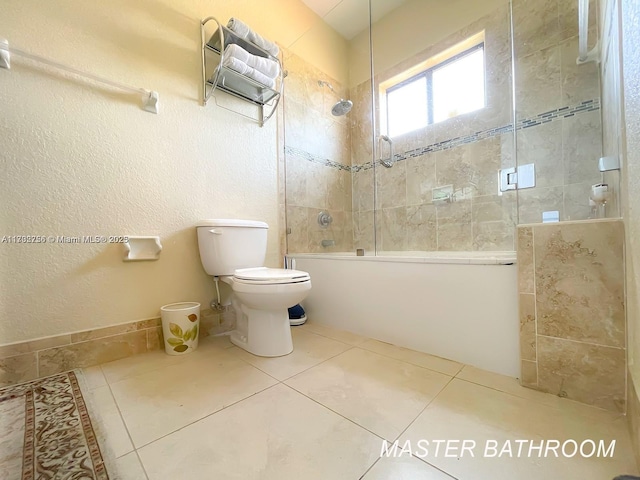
[517,220,626,412]
[513,0,604,223]
[349,0,605,253]
[283,49,353,254]
[351,3,516,252]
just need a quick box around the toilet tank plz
[196,219,268,276]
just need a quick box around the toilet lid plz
[233,267,310,284]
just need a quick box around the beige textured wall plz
[619,0,640,410]
[0,0,340,344]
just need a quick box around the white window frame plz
[379,31,486,137]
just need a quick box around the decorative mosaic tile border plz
[286,98,600,173]
[284,146,351,171]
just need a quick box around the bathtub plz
[287,251,519,377]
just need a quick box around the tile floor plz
[83,323,639,480]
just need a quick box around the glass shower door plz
[369,0,517,253]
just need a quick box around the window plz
[381,34,486,137]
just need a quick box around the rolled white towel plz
[222,56,276,89]
[227,17,280,58]
[225,44,280,79]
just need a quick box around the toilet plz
[196,219,311,357]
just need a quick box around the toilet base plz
[230,307,293,357]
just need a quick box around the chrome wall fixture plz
[379,135,395,168]
[317,211,333,228]
[0,38,159,114]
[577,0,599,64]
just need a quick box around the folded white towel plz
[227,17,280,58]
[225,44,280,79]
[222,56,276,89]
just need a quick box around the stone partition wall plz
[517,219,626,412]
[282,49,353,254]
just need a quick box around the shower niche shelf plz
[200,17,283,127]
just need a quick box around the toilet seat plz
[233,267,310,285]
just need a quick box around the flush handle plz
[208,229,223,235]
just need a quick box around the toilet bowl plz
[222,268,311,356]
[196,219,312,357]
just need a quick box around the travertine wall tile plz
[0,335,71,358]
[406,155,436,206]
[147,327,163,351]
[537,335,625,412]
[135,318,161,330]
[407,205,437,251]
[39,331,148,377]
[560,33,600,104]
[519,220,627,413]
[516,121,563,189]
[520,360,538,387]
[518,186,565,224]
[376,161,407,210]
[512,0,561,58]
[563,182,595,221]
[519,293,537,361]
[0,352,38,387]
[515,45,562,118]
[562,110,603,186]
[71,323,137,343]
[517,226,534,294]
[437,223,473,251]
[534,221,625,347]
[379,207,408,251]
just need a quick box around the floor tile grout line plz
[279,382,389,442]
[133,450,150,480]
[391,374,456,444]
[450,375,624,420]
[276,344,357,381]
[409,454,460,480]
[293,325,361,347]
[295,325,367,346]
[101,343,235,386]
[129,382,281,451]
[301,325,466,377]
[99,365,150,480]
[102,342,357,456]
[228,341,356,383]
[352,344,464,378]
[357,456,382,480]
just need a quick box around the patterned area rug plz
[0,371,110,479]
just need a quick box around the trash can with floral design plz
[160,302,201,355]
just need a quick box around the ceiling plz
[301,0,409,40]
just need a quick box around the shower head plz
[318,80,353,116]
[331,99,353,116]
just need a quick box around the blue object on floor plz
[288,304,305,319]
[289,304,307,325]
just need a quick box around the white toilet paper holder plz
[123,236,162,262]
